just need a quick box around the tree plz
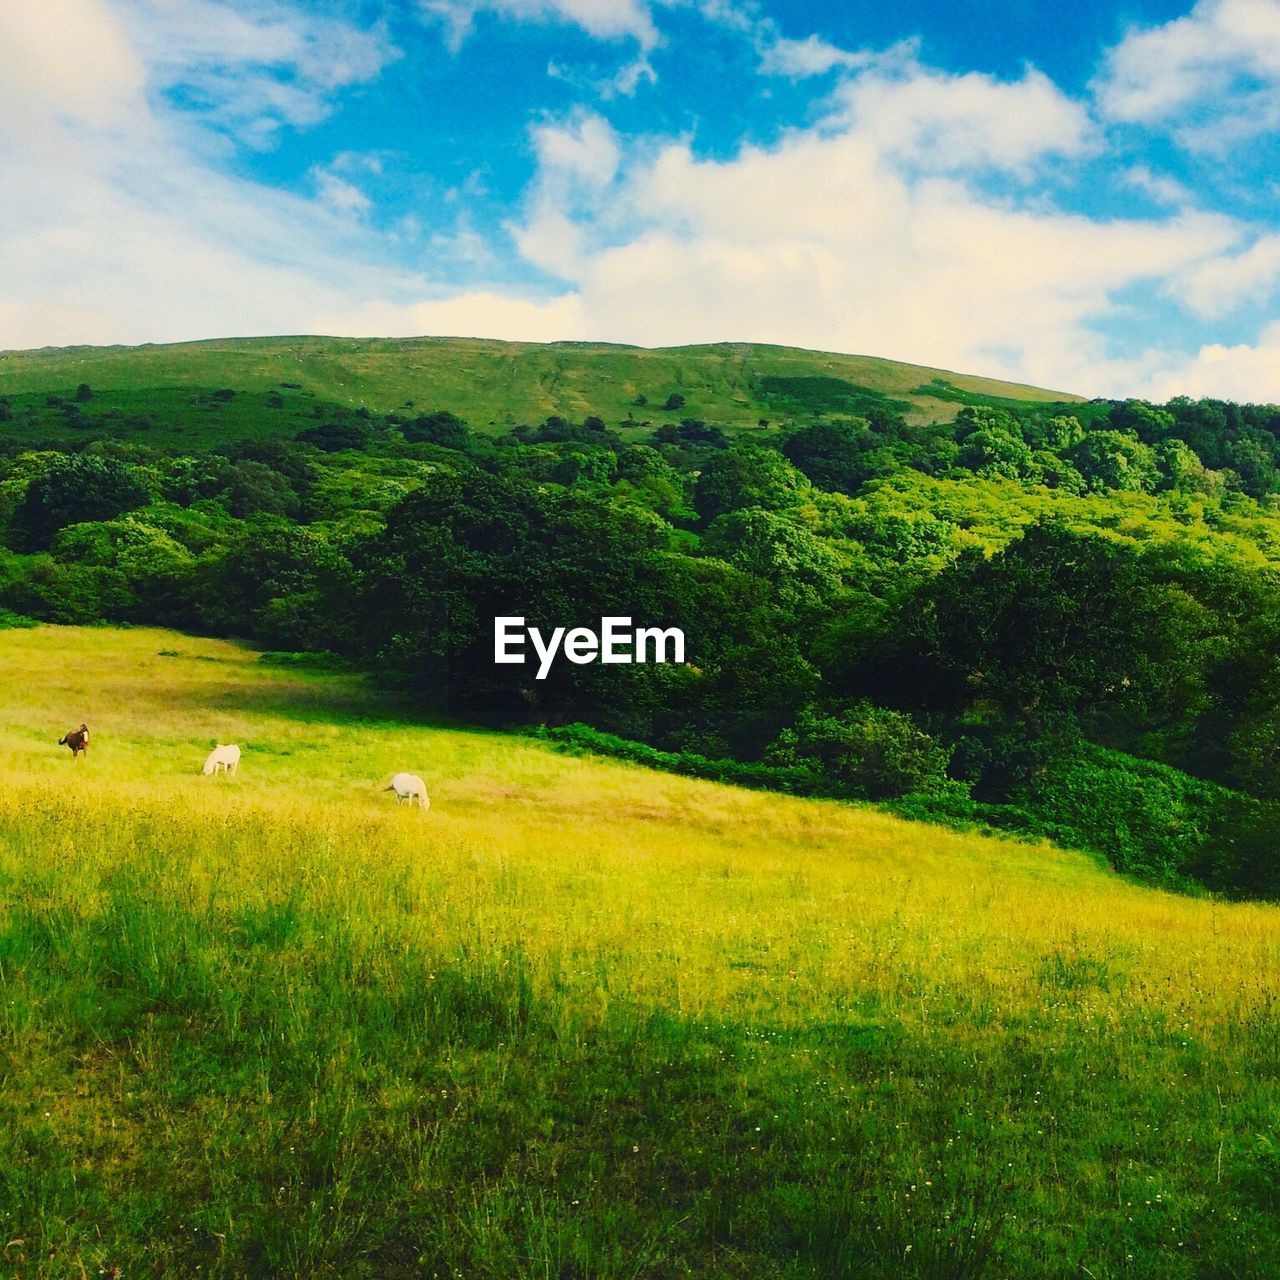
[953,405,1023,441]
[402,410,471,450]
[693,446,806,524]
[74,383,94,403]
[896,521,1201,753]
[296,419,373,453]
[213,460,301,519]
[781,420,876,495]
[958,428,1034,479]
[1069,430,1159,492]
[663,393,685,411]
[1044,415,1085,451]
[1155,439,1214,494]
[196,526,355,650]
[703,508,843,606]
[13,454,150,550]
[1107,399,1175,442]
[1223,431,1280,497]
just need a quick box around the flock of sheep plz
[59,723,430,810]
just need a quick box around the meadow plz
[2,626,1280,1278]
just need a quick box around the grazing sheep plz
[202,744,241,776]
[58,724,89,759]
[385,771,429,809]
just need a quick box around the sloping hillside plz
[0,334,1082,431]
[1,625,1277,1278]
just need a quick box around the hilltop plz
[0,334,1082,437]
[2,624,1278,1278]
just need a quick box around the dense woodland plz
[5,377,1280,895]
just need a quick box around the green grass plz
[2,627,1278,1278]
[0,336,1083,442]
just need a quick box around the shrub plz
[766,703,952,800]
[1020,744,1248,886]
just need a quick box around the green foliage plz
[759,374,912,419]
[897,521,1183,736]
[693,446,807,524]
[781,419,876,494]
[12,453,151,550]
[958,427,1034,479]
[703,508,844,605]
[1070,430,1160,493]
[536,722,831,795]
[296,417,373,452]
[1021,744,1246,886]
[401,409,471,449]
[766,702,952,799]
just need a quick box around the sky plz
[2,0,1280,400]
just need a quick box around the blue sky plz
[3,0,1280,399]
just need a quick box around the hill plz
[0,334,1083,439]
[2,624,1278,1278]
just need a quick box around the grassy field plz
[0,336,1082,441]
[2,626,1278,1278]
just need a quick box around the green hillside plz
[3,625,1280,1279]
[0,334,1083,438]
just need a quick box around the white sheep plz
[385,771,429,809]
[202,744,241,776]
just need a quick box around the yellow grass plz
[3,625,1276,1038]
[3,624,1280,1277]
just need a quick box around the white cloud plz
[1172,233,1280,315]
[0,0,149,140]
[312,167,373,217]
[1122,164,1193,207]
[0,0,414,349]
[531,111,622,187]
[119,0,396,143]
[319,290,587,342]
[3,1,1278,405]
[1094,0,1280,147]
[421,0,659,50]
[1126,320,1280,401]
[758,34,868,78]
[609,55,658,95]
[827,61,1097,174]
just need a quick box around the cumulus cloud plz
[420,0,660,50]
[826,60,1098,174]
[0,0,149,141]
[531,110,622,186]
[1094,0,1280,147]
[1127,321,1280,401]
[119,0,397,144]
[1122,164,1193,207]
[1172,233,1280,316]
